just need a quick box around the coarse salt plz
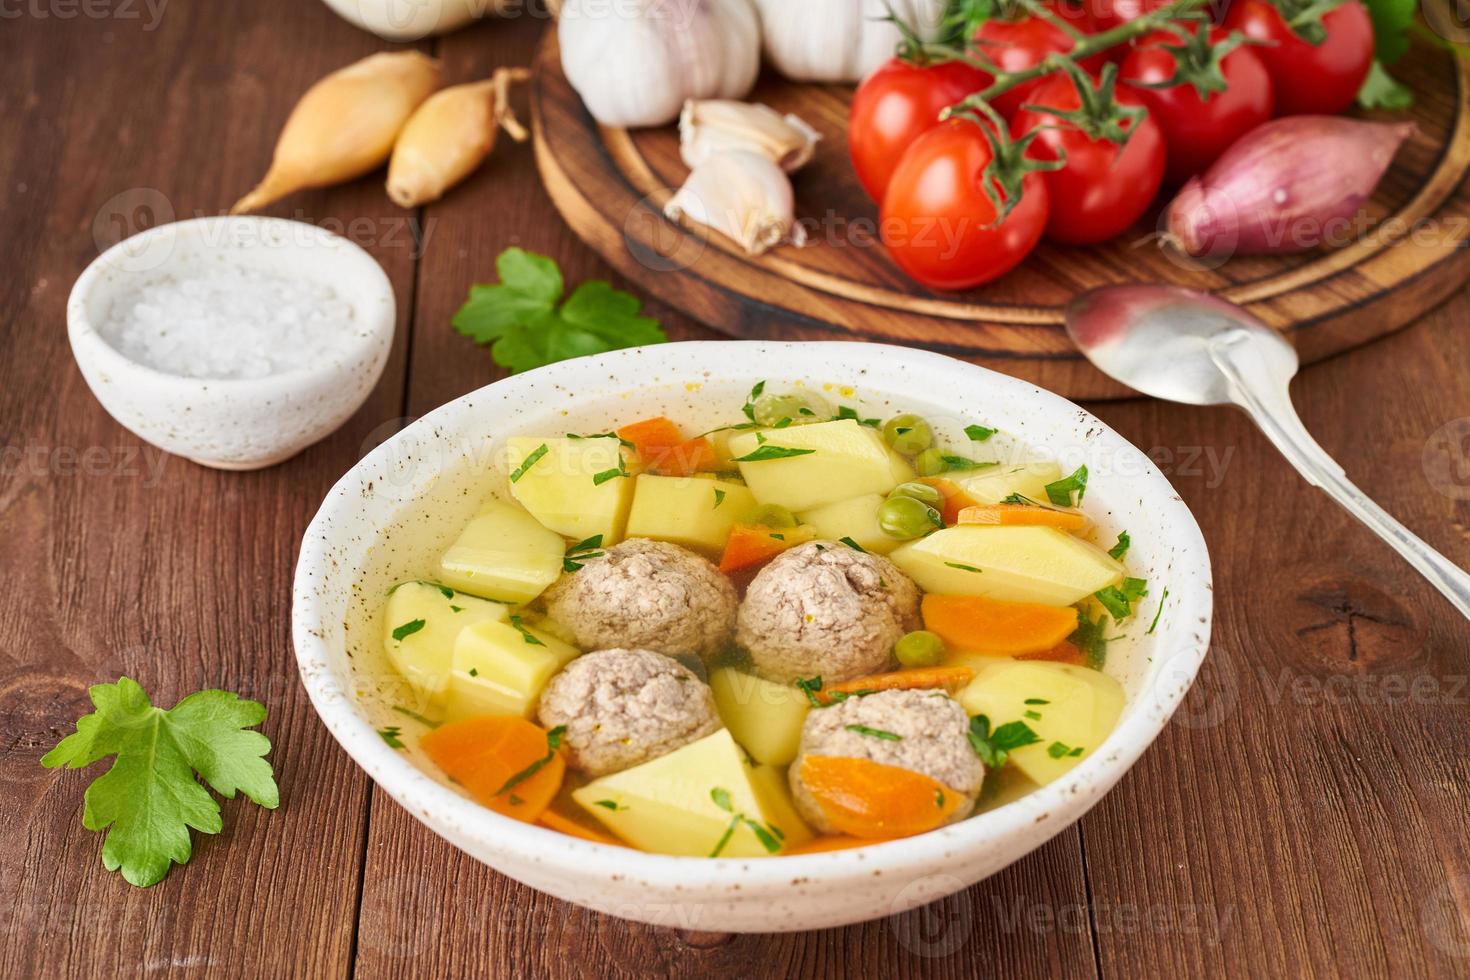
[99,266,357,380]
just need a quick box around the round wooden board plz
[530,31,1470,399]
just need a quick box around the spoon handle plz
[1227,366,1470,621]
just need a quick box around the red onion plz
[1164,116,1415,258]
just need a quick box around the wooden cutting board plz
[530,31,1470,399]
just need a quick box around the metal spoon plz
[1066,284,1470,619]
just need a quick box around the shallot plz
[1164,116,1414,258]
[232,52,441,214]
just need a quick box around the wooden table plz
[4,4,1469,977]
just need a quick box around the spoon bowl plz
[1067,283,1470,621]
[1066,285,1299,407]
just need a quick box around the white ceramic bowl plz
[292,341,1213,932]
[68,216,396,471]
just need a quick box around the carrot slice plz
[658,436,721,476]
[921,478,980,526]
[922,594,1078,656]
[783,835,885,855]
[617,416,684,464]
[1017,640,1088,667]
[421,716,566,823]
[537,808,626,847]
[719,523,809,574]
[615,417,721,476]
[799,756,962,839]
[817,666,974,705]
[957,504,1087,531]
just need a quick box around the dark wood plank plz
[1079,296,1470,978]
[0,1,423,975]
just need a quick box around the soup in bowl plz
[292,341,1212,931]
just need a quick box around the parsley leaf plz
[967,714,1040,769]
[391,619,426,642]
[795,676,824,707]
[1148,586,1170,635]
[1070,610,1109,669]
[41,677,278,887]
[845,724,902,741]
[509,615,546,646]
[452,248,667,374]
[495,725,566,797]
[731,444,817,462]
[1044,465,1089,507]
[1358,59,1413,109]
[964,424,997,442]
[839,536,867,553]
[1108,531,1131,561]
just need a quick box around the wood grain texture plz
[531,29,1470,399]
[0,1,419,976]
[4,3,1470,978]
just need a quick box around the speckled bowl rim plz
[68,215,395,393]
[293,341,1213,896]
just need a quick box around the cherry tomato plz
[1119,27,1274,184]
[1223,0,1374,116]
[880,120,1050,291]
[973,3,1107,118]
[1092,0,1175,31]
[1011,72,1166,245]
[849,58,992,203]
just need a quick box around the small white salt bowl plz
[293,341,1214,932]
[68,216,396,470]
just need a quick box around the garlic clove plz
[678,99,821,173]
[664,150,807,256]
[232,51,442,215]
[386,68,530,209]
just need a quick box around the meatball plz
[789,689,985,833]
[736,541,921,683]
[543,538,738,659]
[537,648,720,776]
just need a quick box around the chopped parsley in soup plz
[379,384,1149,857]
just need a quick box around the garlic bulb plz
[559,0,761,128]
[232,51,441,214]
[319,0,508,40]
[387,68,530,208]
[753,0,947,83]
[679,100,821,173]
[665,150,806,255]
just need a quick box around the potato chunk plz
[445,617,581,720]
[797,493,898,555]
[958,660,1124,786]
[573,728,812,857]
[729,420,912,512]
[953,461,1064,506]
[383,582,509,699]
[506,436,635,544]
[889,526,1123,606]
[708,667,810,766]
[624,474,757,554]
[437,500,566,604]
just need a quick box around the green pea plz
[895,630,946,669]
[882,414,934,456]
[889,482,943,508]
[878,495,941,540]
[749,504,798,528]
[913,448,949,477]
[752,392,830,428]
